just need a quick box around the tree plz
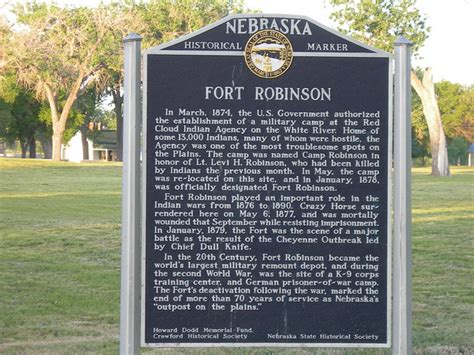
[96,0,245,161]
[447,137,469,166]
[435,82,473,142]
[411,82,429,162]
[329,0,451,176]
[1,0,246,161]
[411,80,473,165]
[137,0,245,47]
[1,3,120,161]
[85,1,132,162]
[410,68,449,175]
[0,72,41,158]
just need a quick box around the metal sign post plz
[393,36,413,355]
[120,33,142,355]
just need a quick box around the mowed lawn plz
[0,159,472,354]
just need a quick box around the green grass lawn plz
[0,159,472,354]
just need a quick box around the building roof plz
[91,130,117,150]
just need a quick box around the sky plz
[3,0,473,85]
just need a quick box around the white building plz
[61,130,118,162]
[468,144,474,167]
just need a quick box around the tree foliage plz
[329,0,429,55]
[0,72,42,157]
[96,0,245,160]
[1,2,124,161]
[1,0,247,161]
[137,0,245,47]
[412,81,473,166]
[412,81,473,145]
[447,136,469,166]
[436,82,473,141]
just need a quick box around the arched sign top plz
[146,14,391,57]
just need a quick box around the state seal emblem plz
[244,29,293,79]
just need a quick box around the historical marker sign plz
[142,14,392,347]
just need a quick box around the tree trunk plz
[112,87,123,161]
[44,74,85,162]
[20,138,28,158]
[411,68,450,176]
[80,124,89,161]
[50,115,69,162]
[29,137,36,158]
[37,130,52,159]
[44,84,63,162]
[52,124,65,162]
